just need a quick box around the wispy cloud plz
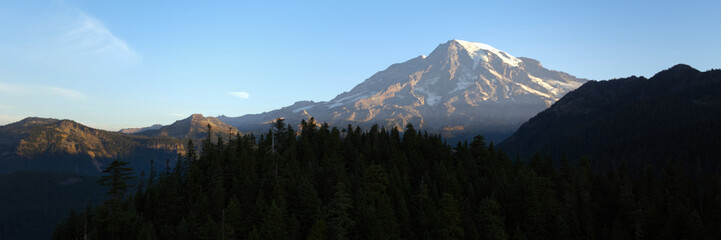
[0,114,24,126]
[56,11,140,65]
[14,7,141,71]
[0,105,13,110]
[0,82,86,100]
[46,86,86,100]
[228,91,250,99]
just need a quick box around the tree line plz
[54,118,721,240]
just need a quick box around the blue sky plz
[1,0,719,130]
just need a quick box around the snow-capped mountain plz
[220,40,588,142]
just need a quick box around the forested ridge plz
[54,118,721,240]
[0,117,182,176]
[499,65,721,172]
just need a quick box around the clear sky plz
[1,0,719,130]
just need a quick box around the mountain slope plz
[135,114,239,140]
[0,118,184,175]
[498,64,721,171]
[220,39,587,142]
[118,124,162,134]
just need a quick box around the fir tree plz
[98,159,135,210]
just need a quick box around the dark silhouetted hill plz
[499,64,721,171]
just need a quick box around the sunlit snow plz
[454,39,522,68]
[292,105,314,113]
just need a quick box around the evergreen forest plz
[53,119,721,240]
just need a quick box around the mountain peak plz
[14,117,59,126]
[221,39,587,142]
[189,113,205,120]
[449,39,522,67]
[118,124,163,134]
[4,117,82,129]
[137,113,238,139]
[668,63,696,71]
[0,117,184,175]
[651,64,700,80]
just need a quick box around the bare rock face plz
[220,40,587,142]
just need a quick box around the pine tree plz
[478,197,508,240]
[51,119,721,240]
[327,182,354,240]
[289,176,322,236]
[306,218,328,240]
[411,179,436,239]
[223,197,242,239]
[98,159,135,210]
[261,201,288,240]
[439,193,464,240]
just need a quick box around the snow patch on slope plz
[451,72,480,93]
[414,86,441,106]
[292,105,314,113]
[515,83,553,99]
[454,39,522,68]
[527,74,558,95]
[547,79,585,90]
[327,91,376,109]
